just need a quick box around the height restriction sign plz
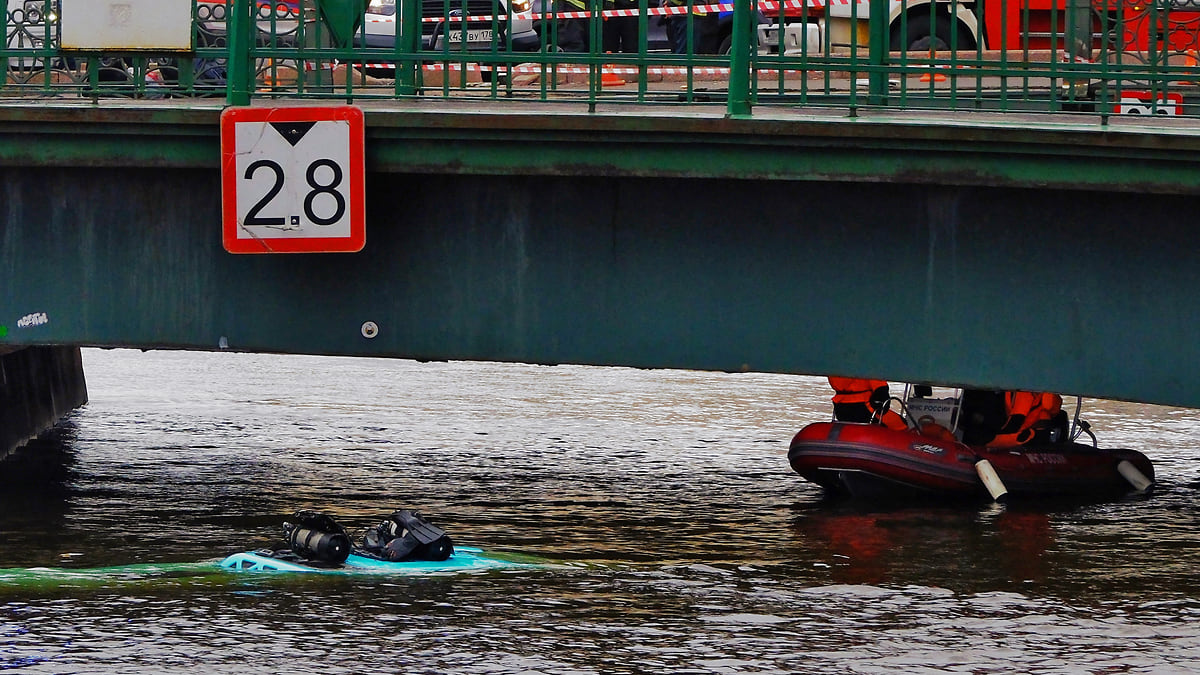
[221,106,365,254]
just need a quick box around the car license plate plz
[447,29,492,44]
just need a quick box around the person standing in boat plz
[827,377,907,430]
[988,390,1069,447]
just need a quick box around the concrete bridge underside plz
[1,103,1198,410]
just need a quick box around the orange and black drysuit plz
[828,377,907,431]
[988,391,1066,447]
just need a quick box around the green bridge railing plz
[3,0,1200,118]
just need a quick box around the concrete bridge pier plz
[0,346,88,460]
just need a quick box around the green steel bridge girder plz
[3,105,1200,190]
[1,104,1200,409]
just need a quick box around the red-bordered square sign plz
[1114,91,1183,116]
[221,106,365,253]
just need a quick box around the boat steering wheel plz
[870,396,914,428]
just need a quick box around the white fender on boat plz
[975,459,1009,502]
[1117,460,1154,492]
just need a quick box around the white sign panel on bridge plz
[61,0,192,51]
[220,106,366,254]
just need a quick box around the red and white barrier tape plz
[367,62,735,73]
[363,0,846,24]
[370,62,803,77]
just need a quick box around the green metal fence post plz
[1151,0,1170,108]
[0,0,8,90]
[868,0,888,105]
[396,0,421,95]
[589,0,601,109]
[726,0,751,117]
[314,0,368,99]
[226,0,253,105]
[638,0,648,97]
[301,1,326,92]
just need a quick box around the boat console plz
[899,385,964,440]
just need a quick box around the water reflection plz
[791,503,1062,588]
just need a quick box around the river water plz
[2,349,1199,674]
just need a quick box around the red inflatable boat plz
[788,392,1155,501]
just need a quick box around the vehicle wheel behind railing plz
[716,12,765,55]
[891,13,974,52]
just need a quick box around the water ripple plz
[0,349,1196,673]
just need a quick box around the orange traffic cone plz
[601,66,625,87]
[919,48,947,83]
[601,52,625,87]
[920,68,948,83]
[258,59,278,91]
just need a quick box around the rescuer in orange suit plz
[828,377,907,430]
[989,391,1068,447]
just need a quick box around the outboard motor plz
[362,509,453,562]
[282,510,351,564]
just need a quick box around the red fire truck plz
[761,0,1200,55]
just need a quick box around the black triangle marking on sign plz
[270,121,318,147]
